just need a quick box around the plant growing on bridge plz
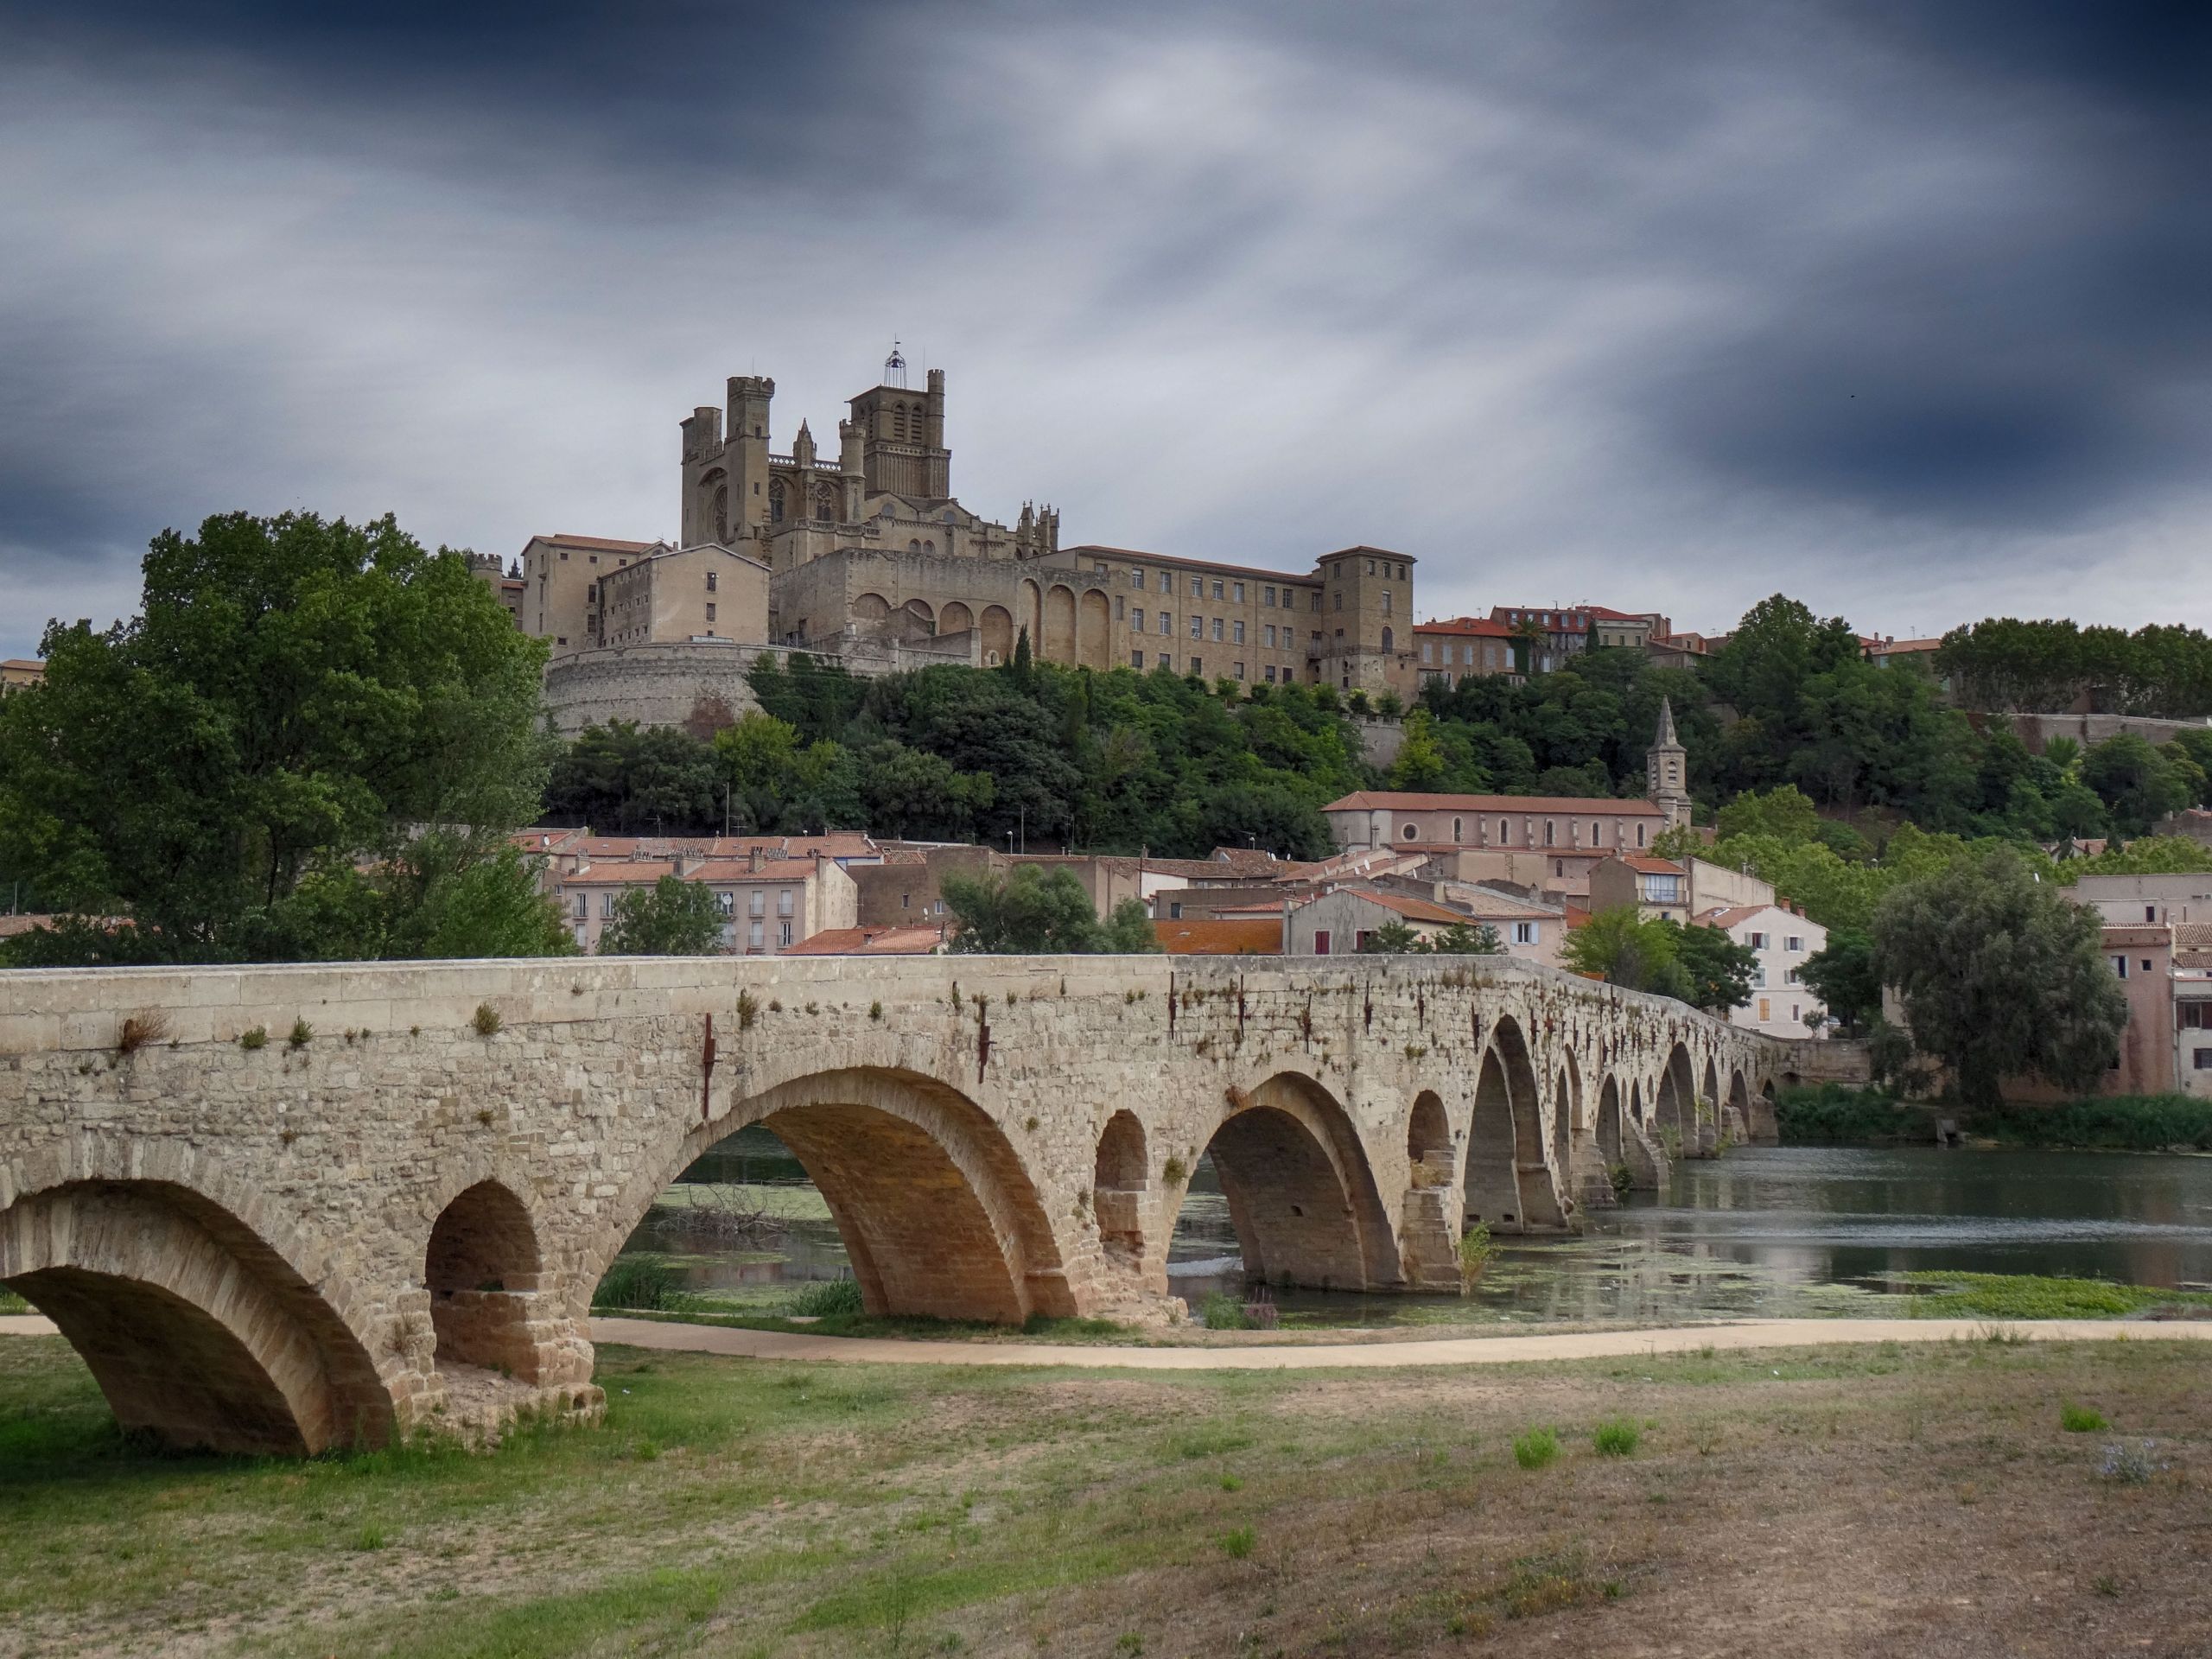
[287,1018,313,1050]
[116,1010,171,1055]
[238,1025,267,1050]
[472,1002,501,1036]
[599,876,727,957]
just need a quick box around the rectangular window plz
[1311,592,1321,611]
[706,569,718,591]
[2112,955,2128,977]
[601,893,616,918]
[1232,620,1245,644]
[749,891,765,917]
[1513,921,1536,945]
[1314,929,1332,956]
[1749,931,1766,949]
[2183,1003,2211,1029]
[1382,590,1392,614]
[1365,559,1376,575]
[1354,930,1373,951]
[1758,997,1770,1020]
[778,890,794,917]
[1191,613,1204,639]
[1232,661,1245,680]
[1786,935,1803,951]
[572,894,587,918]
[1211,617,1224,641]
[1543,820,1555,847]
[748,919,764,950]
[1637,823,1647,848]
[779,921,793,947]
[2146,905,2158,923]
[717,892,734,916]
[704,602,716,622]
[1160,613,1172,635]
[1132,569,1146,588]
[1131,650,1145,669]
[1264,586,1276,607]
[1114,595,1125,620]
[2197,1048,2212,1070]
[1422,640,1433,664]
[1157,652,1171,668]
[1191,656,1203,676]
[1268,626,1280,648]
[1191,575,1203,597]
[1134,608,1145,632]
[1233,582,1245,602]
[1333,591,1344,612]
[1211,580,1224,600]
[1265,664,1277,683]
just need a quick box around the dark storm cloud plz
[2,0,2209,657]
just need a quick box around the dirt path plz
[10,1310,2205,1371]
[588,1314,2212,1368]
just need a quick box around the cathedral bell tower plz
[1646,697,1691,830]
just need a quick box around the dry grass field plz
[2,1332,2208,1657]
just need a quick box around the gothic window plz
[712,484,729,543]
[924,539,935,553]
[813,484,835,522]
[1381,626,1394,650]
[768,479,786,523]
[909,539,922,552]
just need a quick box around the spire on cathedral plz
[1654,696,1678,748]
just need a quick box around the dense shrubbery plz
[1777,1085,2212,1151]
[1971,1096,2212,1153]
[1773,1084,1929,1145]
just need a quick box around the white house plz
[1696,903,1828,1039]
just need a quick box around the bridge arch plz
[1092,1109,1148,1268]
[424,1179,551,1381]
[1185,1071,1400,1291]
[1464,1014,1566,1233]
[599,1066,1074,1326]
[1725,1069,1752,1145]
[1407,1090,1450,1167]
[1654,1042,1697,1152]
[1595,1075,1624,1165]
[0,1176,392,1455]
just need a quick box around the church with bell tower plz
[1646,697,1692,829]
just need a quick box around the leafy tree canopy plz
[942,866,1162,954]
[1798,927,1881,1034]
[0,512,562,963]
[599,874,727,956]
[1872,849,2128,1109]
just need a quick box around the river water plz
[618,1131,2212,1326]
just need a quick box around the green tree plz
[1798,927,1880,1033]
[942,866,1160,953]
[1357,919,1423,954]
[1659,920,1758,1013]
[2081,733,2193,836]
[0,512,553,963]
[1386,709,1448,791]
[599,875,727,956]
[1560,906,1692,1000]
[1426,920,1505,956]
[1715,785,1823,843]
[1872,849,2128,1108]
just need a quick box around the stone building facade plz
[510,354,1422,715]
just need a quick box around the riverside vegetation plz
[3,1332,2209,1656]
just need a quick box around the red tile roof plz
[782,925,947,956]
[1414,616,1515,638]
[1617,855,1686,874]
[1323,791,1664,816]
[1153,918,1284,955]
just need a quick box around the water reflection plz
[614,1134,2212,1327]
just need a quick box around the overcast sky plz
[3,2,2208,659]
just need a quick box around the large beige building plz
[514,353,1420,702]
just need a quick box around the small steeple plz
[1646,696,1690,830]
[792,419,816,467]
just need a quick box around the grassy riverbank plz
[1776,1084,2212,1151]
[5,1333,2211,1656]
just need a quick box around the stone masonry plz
[0,954,1782,1455]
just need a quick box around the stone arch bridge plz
[0,955,1782,1455]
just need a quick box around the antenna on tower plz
[884,339,907,388]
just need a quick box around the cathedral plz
[517,350,1420,728]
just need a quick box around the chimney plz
[749,845,766,874]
